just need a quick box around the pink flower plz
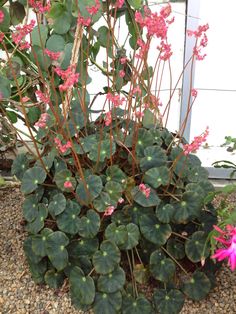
[135,38,149,59]
[104,206,115,216]
[139,183,151,198]
[120,57,127,64]
[12,20,35,46]
[105,111,112,126]
[35,90,50,104]
[118,197,124,204]
[160,3,172,19]
[54,138,72,154]
[78,16,92,27]
[117,0,124,8]
[191,88,198,98]
[106,93,125,107]
[183,126,209,155]
[158,40,172,61]
[86,0,100,15]
[54,66,79,92]
[119,70,125,78]
[132,86,142,96]
[64,181,73,189]
[212,225,236,271]
[22,96,30,103]
[29,0,51,13]
[135,111,144,118]
[34,113,50,128]
[0,10,4,23]
[45,49,61,61]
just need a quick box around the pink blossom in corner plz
[139,183,151,198]
[45,49,61,61]
[183,127,209,155]
[104,206,115,216]
[212,225,236,271]
[64,181,73,189]
[0,10,4,23]
[34,113,50,128]
[105,111,112,126]
[191,88,198,98]
[119,70,125,78]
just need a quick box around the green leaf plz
[166,238,185,260]
[136,129,153,157]
[127,0,143,9]
[140,146,167,172]
[120,223,140,250]
[76,175,103,205]
[46,231,69,271]
[144,166,169,188]
[48,193,66,216]
[6,110,18,123]
[68,238,99,258]
[88,140,116,162]
[0,7,10,32]
[150,250,176,282]
[23,195,39,222]
[93,192,114,213]
[70,266,95,305]
[97,26,111,48]
[25,204,48,234]
[45,269,65,289]
[156,204,174,224]
[97,266,126,293]
[182,271,211,301]
[32,228,53,257]
[185,231,209,263]
[78,209,100,238]
[54,169,76,192]
[21,167,47,194]
[93,240,121,274]
[105,223,128,246]
[68,100,86,135]
[153,289,185,314]
[106,165,127,186]
[139,214,171,246]
[122,295,154,314]
[105,181,123,202]
[131,186,160,207]
[30,46,51,71]
[93,291,122,314]
[31,25,48,47]
[46,34,65,52]
[56,200,81,234]
[10,1,25,25]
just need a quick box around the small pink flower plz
[45,49,61,61]
[64,181,73,189]
[135,111,144,118]
[119,70,125,78]
[191,88,198,98]
[120,57,127,64]
[34,113,50,128]
[160,3,172,19]
[86,0,100,15]
[78,16,92,27]
[106,93,125,107]
[54,66,79,91]
[104,206,115,216]
[0,10,4,23]
[29,0,51,13]
[139,183,150,198]
[35,90,50,104]
[117,0,124,8]
[118,197,124,204]
[132,86,142,96]
[22,96,30,103]
[183,126,209,155]
[105,111,112,126]
[54,138,72,154]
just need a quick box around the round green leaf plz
[56,200,81,234]
[105,181,123,202]
[150,250,176,282]
[31,25,48,47]
[46,231,69,271]
[76,175,103,205]
[106,165,127,186]
[153,289,185,314]
[105,223,128,246]
[48,193,66,216]
[166,238,185,260]
[45,269,65,289]
[68,238,99,258]
[122,295,154,314]
[93,192,114,212]
[23,195,38,222]
[140,146,167,171]
[46,34,65,52]
[93,291,122,314]
[32,228,53,257]
[78,209,100,238]
[156,204,174,224]
[26,204,48,234]
[93,240,121,274]
[131,186,160,207]
[182,271,211,301]
[185,231,209,263]
[120,223,140,250]
[135,129,153,157]
[70,266,95,305]
[97,266,126,293]
[139,214,171,246]
[144,166,169,189]
[88,139,116,162]
[0,7,10,32]
[54,169,76,192]
[21,167,47,194]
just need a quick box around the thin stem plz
[161,246,189,276]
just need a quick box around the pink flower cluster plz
[54,138,72,154]
[78,16,92,27]
[158,40,172,61]
[86,0,100,15]
[34,113,50,128]
[136,38,149,59]
[64,181,73,189]
[29,0,51,13]
[139,183,151,198]
[35,90,50,104]
[187,24,209,61]
[105,111,112,126]
[0,10,4,23]
[191,88,198,98]
[135,4,172,39]
[106,93,125,107]
[54,66,79,92]
[44,49,61,61]
[12,19,35,50]
[183,126,209,155]
[104,206,115,216]
[212,225,236,271]
[135,111,144,119]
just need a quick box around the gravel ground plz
[0,187,236,314]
